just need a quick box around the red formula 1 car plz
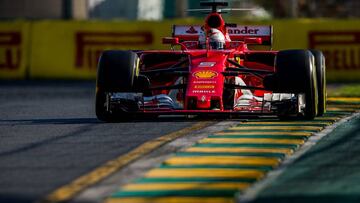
[95,1,326,122]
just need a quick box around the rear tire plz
[275,50,318,120]
[310,50,326,116]
[95,50,139,122]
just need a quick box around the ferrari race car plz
[95,1,326,122]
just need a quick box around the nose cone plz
[186,52,227,110]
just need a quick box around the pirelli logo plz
[0,32,21,70]
[309,31,360,70]
[75,32,153,70]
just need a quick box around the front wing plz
[106,92,304,116]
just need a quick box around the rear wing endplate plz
[173,25,273,46]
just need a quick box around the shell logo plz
[193,70,218,79]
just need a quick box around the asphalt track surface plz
[0,81,201,203]
[1,81,359,203]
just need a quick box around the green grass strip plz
[328,101,360,105]
[323,113,347,117]
[326,111,353,114]
[328,84,360,97]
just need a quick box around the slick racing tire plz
[96,50,139,91]
[96,50,139,122]
[275,50,318,120]
[310,50,326,116]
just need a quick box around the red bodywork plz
[133,12,278,115]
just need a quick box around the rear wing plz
[173,25,273,46]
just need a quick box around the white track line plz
[237,112,360,203]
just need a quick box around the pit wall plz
[1,19,359,82]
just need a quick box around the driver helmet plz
[208,28,225,49]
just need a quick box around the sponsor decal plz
[193,80,217,84]
[186,26,198,34]
[0,32,21,70]
[309,31,360,70]
[201,95,206,102]
[229,41,242,48]
[174,26,201,36]
[192,90,215,94]
[193,70,218,79]
[174,25,270,36]
[228,26,260,35]
[173,25,271,44]
[198,62,216,67]
[75,32,153,70]
[183,41,198,48]
[194,85,215,89]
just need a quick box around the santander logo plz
[228,26,260,35]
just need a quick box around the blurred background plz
[0,0,359,82]
[1,0,360,20]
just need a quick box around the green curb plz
[135,177,257,183]
[159,164,274,171]
[175,152,285,158]
[194,143,299,149]
[208,135,309,140]
[111,189,239,197]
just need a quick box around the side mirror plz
[162,37,179,45]
[244,37,262,45]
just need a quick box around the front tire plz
[275,50,318,120]
[310,50,326,116]
[95,50,139,122]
